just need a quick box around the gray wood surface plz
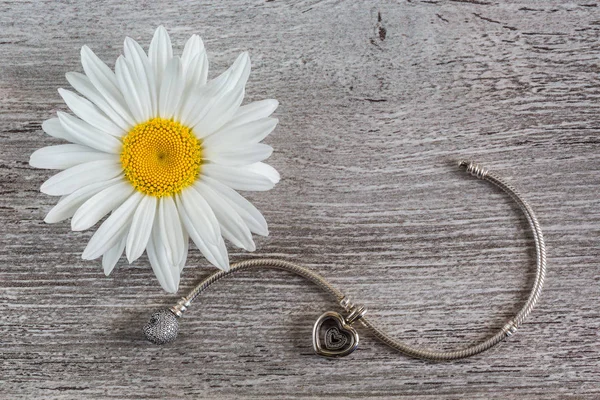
[1,0,599,398]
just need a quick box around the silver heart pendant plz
[313,311,359,357]
[312,300,366,358]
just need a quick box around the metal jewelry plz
[143,161,547,361]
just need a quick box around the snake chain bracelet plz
[143,160,547,361]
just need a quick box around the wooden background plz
[1,0,599,398]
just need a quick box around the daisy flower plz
[30,26,280,293]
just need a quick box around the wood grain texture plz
[1,0,599,398]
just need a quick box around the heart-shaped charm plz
[312,311,359,357]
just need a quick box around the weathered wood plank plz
[1,0,599,398]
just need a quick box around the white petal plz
[175,53,209,123]
[225,99,279,130]
[176,197,230,271]
[80,46,136,127]
[66,71,132,132]
[146,236,170,292]
[210,112,279,147]
[123,37,157,117]
[177,85,217,128]
[71,181,134,231]
[204,67,232,96]
[179,232,189,272]
[202,176,268,236]
[80,46,120,101]
[103,233,126,276]
[214,52,251,95]
[41,159,122,196]
[206,117,278,149]
[185,52,208,87]
[181,34,204,66]
[193,85,245,138]
[195,182,255,251]
[157,196,185,267]
[176,187,221,245]
[58,88,123,137]
[126,195,157,263]
[57,112,122,154]
[148,26,173,86]
[30,144,114,170]
[115,56,151,123]
[182,34,208,87]
[247,162,280,184]
[203,143,273,166]
[201,162,276,191]
[42,117,76,142]
[158,57,185,119]
[180,52,250,128]
[147,222,179,293]
[82,192,143,260]
[44,177,122,223]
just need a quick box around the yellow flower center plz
[120,118,202,197]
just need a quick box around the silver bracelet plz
[143,160,547,361]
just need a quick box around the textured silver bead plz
[143,309,179,345]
